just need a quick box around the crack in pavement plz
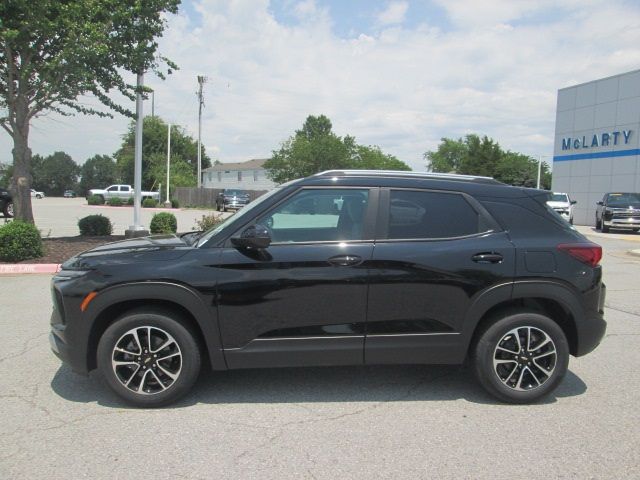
[0,331,48,364]
[604,305,640,318]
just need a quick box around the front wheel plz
[97,310,201,407]
[3,201,13,218]
[473,312,569,403]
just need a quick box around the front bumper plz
[603,217,640,229]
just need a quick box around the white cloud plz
[376,1,409,26]
[2,0,640,172]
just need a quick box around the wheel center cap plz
[143,356,153,365]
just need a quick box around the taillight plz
[557,243,602,267]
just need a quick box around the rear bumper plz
[575,283,607,357]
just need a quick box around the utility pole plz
[197,75,207,188]
[151,90,155,118]
[537,155,542,189]
[165,123,171,207]
[125,71,149,238]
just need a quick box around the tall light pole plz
[537,155,542,189]
[196,75,207,188]
[126,71,149,238]
[165,123,171,207]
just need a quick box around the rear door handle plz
[472,252,503,264]
[328,255,363,267]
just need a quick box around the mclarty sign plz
[561,130,633,151]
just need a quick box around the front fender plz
[84,281,226,371]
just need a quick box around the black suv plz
[595,192,640,233]
[216,189,250,211]
[0,187,13,218]
[50,170,606,407]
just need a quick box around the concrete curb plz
[629,250,640,258]
[0,263,61,275]
[81,204,182,212]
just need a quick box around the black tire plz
[3,201,13,218]
[595,217,602,230]
[473,312,569,404]
[97,309,201,407]
[602,223,609,233]
[36,194,42,199]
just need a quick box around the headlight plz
[53,269,91,281]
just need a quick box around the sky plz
[3,0,640,171]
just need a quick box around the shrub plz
[142,198,157,208]
[107,197,123,206]
[78,214,113,236]
[127,196,135,206]
[87,194,105,205]
[194,213,225,231]
[150,212,178,234]
[0,221,43,262]
[170,198,180,209]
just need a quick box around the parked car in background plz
[87,184,160,203]
[216,189,250,211]
[50,170,606,407]
[595,192,640,233]
[30,188,45,199]
[546,192,576,224]
[0,188,13,217]
[64,190,77,198]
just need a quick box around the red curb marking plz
[0,263,61,275]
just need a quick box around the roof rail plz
[314,170,500,184]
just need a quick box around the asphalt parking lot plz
[1,228,639,479]
[22,197,225,237]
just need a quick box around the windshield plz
[224,190,248,196]
[606,193,640,207]
[196,187,282,247]
[550,193,568,202]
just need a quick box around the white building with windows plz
[552,69,640,225]
[202,158,276,191]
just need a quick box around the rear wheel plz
[473,312,569,403]
[97,310,201,407]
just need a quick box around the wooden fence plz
[174,187,268,208]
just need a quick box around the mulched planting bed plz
[1,236,125,264]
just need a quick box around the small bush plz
[194,213,225,231]
[150,212,177,234]
[142,198,157,208]
[0,221,43,262]
[126,196,135,206]
[107,197,123,207]
[78,214,113,236]
[87,194,105,205]
[171,198,180,209]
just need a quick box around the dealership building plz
[552,69,640,225]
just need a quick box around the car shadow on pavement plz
[50,363,587,409]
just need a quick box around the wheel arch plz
[462,281,581,358]
[84,282,226,372]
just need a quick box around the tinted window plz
[550,193,568,202]
[606,193,640,207]
[387,190,484,239]
[260,189,369,243]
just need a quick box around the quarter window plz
[387,190,486,239]
[259,189,369,243]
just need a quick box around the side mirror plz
[597,201,603,206]
[231,224,271,249]
[571,200,577,205]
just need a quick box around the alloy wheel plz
[492,326,557,391]
[111,326,182,395]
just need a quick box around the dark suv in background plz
[595,192,640,233]
[50,170,606,407]
[216,189,250,211]
[0,187,13,217]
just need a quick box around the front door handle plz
[327,255,363,267]
[472,252,503,264]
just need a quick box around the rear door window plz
[386,190,488,239]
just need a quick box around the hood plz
[61,234,193,269]
[546,201,570,208]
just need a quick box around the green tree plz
[114,116,209,190]
[265,115,411,183]
[34,152,80,195]
[79,155,119,195]
[0,0,180,223]
[425,135,551,189]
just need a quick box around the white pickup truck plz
[88,184,160,202]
